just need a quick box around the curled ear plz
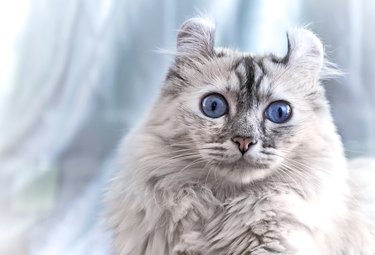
[176,17,215,59]
[284,29,324,77]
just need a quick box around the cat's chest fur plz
[152,181,314,255]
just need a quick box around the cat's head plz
[151,18,341,184]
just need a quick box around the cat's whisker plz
[282,157,329,176]
[136,153,201,176]
[278,163,309,198]
[200,145,228,150]
[272,148,325,170]
[166,142,195,146]
[166,144,196,149]
[153,159,212,209]
[204,161,216,186]
[213,156,226,184]
[139,150,197,161]
[274,164,298,188]
[211,156,225,186]
[199,159,217,186]
[154,148,197,157]
[269,150,324,192]
[274,167,299,195]
[140,152,199,164]
[276,156,318,178]
[344,148,368,154]
[278,160,322,192]
[168,158,208,184]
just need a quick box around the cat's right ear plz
[176,17,215,59]
[283,29,324,78]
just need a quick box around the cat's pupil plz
[278,107,283,118]
[211,101,217,111]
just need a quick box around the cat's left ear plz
[176,17,215,59]
[284,29,324,78]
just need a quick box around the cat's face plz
[158,18,334,183]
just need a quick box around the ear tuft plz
[285,29,324,75]
[176,17,215,58]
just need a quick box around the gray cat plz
[105,17,375,255]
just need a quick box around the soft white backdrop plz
[0,0,374,254]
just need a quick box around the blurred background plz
[0,0,374,254]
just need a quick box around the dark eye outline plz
[264,100,292,124]
[200,93,229,119]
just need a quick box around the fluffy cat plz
[105,17,375,255]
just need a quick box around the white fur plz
[105,18,375,255]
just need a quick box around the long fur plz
[105,17,375,255]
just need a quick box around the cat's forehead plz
[194,52,275,99]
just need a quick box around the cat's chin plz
[239,157,270,169]
[222,155,274,169]
[216,158,276,184]
[222,166,274,184]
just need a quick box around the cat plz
[105,17,375,255]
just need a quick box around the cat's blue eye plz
[265,101,292,124]
[201,93,228,118]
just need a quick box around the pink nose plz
[231,136,257,154]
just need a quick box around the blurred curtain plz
[0,0,374,254]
